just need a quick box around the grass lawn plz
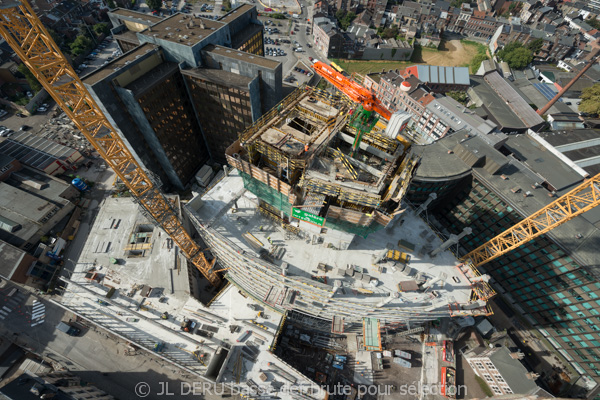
[331,39,485,76]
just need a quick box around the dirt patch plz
[419,40,478,68]
[333,39,480,75]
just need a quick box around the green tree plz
[17,64,41,92]
[107,0,116,8]
[503,47,533,69]
[497,42,533,69]
[93,23,110,36]
[589,18,600,29]
[470,53,488,73]
[335,10,356,30]
[146,0,161,11]
[580,83,600,116]
[450,0,469,8]
[380,26,399,39]
[69,35,93,56]
[527,38,544,53]
[447,91,468,105]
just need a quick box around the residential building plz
[0,371,114,399]
[462,9,500,40]
[87,6,281,190]
[414,96,497,142]
[0,162,78,250]
[491,24,575,62]
[366,0,387,27]
[464,346,552,396]
[313,17,346,58]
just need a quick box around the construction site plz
[3,1,600,397]
[185,85,493,333]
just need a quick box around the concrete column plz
[416,192,437,215]
[430,227,472,257]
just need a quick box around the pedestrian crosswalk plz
[0,289,26,320]
[31,300,45,327]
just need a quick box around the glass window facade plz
[185,75,254,164]
[137,69,210,186]
[411,173,600,378]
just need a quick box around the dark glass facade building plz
[408,133,600,392]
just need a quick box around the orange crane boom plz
[312,61,391,120]
[0,0,221,287]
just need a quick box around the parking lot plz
[78,37,121,76]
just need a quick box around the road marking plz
[31,301,46,326]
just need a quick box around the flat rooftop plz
[540,129,600,176]
[64,197,326,395]
[0,240,28,279]
[82,43,159,85]
[0,179,73,244]
[204,44,280,69]
[411,131,477,181]
[182,67,254,90]
[140,13,226,45]
[413,132,600,268]
[113,29,140,44]
[126,61,179,97]
[219,4,255,23]
[470,75,529,131]
[110,8,163,24]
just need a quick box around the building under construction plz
[185,87,491,336]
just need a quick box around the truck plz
[56,321,81,336]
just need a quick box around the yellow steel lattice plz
[0,0,221,286]
[463,173,600,267]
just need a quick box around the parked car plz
[15,112,25,118]
[26,91,33,98]
[19,125,31,131]
[37,106,47,112]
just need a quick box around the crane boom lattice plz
[462,173,600,267]
[0,0,221,286]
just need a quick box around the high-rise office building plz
[89,5,281,190]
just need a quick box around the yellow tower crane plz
[462,172,600,267]
[2,0,599,310]
[460,172,600,304]
[0,0,221,287]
